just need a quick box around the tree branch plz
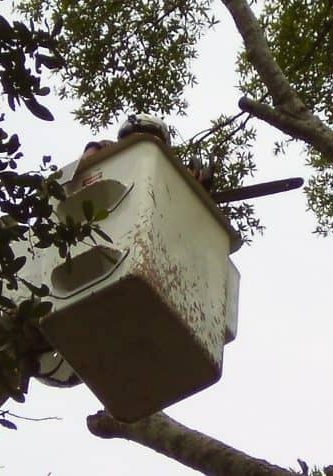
[221,0,306,114]
[1,410,62,422]
[87,410,293,476]
[239,97,333,158]
[221,0,333,162]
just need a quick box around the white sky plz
[1,1,333,475]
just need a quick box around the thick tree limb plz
[87,410,293,476]
[221,0,333,161]
[239,97,333,158]
[221,0,306,114]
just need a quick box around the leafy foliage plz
[237,0,333,236]
[0,12,64,119]
[238,0,333,123]
[0,162,113,405]
[176,113,264,242]
[16,0,264,241]
[0,10,114,407]
[305,149,333,236]
[17,0,217,130]
[0,1,329,474]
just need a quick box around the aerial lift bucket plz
[38,134,242,422]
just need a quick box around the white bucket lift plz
[39,134,242,421]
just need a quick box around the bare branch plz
[189,111,246,146]
[87,410,294,476]
[221,0,306,114]
[1,410,62,422]
[238,97,333,158]
[219,0,333,162]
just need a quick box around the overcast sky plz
[1,1,333,475]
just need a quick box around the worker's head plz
[118,113,171,145]
[99,139,114,148]
[82,141,103,159]
[82,139,115,159]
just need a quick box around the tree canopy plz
[237,0,333,235]
[17,0,217,129]
[16,0,333,237]
[16,0,270,241]
[1,0,333,475]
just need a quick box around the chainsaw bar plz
[213,177,304,204]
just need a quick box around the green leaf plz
[0,419,17,430]
[9,256,27,274]
[58,242,67,259]
[13,20,31,39]
[0,296,16,309]
[94,208,109,221]
[37,87,51,96]
[42,155,51,166]
[92,226,113,243]
[17,299,34,320]
[51,16,63,37]
[0,16,13,39]
[6,134,20,155]
[36,53,64,70]
[66,214,75,227]
[24,97,54,121]
[21,279,49,298]
[10,390,25,403]
[82,200,94,221]
[48,170,62,181]
[33,301,53,318]
[48,180,66,201]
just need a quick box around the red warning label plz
[82,171,103,187]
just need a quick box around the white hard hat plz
[118,113,171,145]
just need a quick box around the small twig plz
[28,225,36,258]
[216,113,252,147]
[189,110,245,146]
[118,1,184,58]
[1,410,62,422]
